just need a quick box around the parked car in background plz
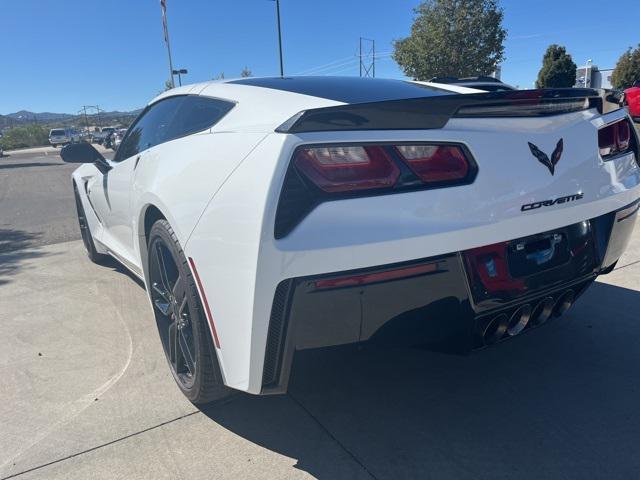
[111,129,126,150]
[49,128,80,147]
[91,127,117,145]
[625,80,640,122]
[429,76,516,92]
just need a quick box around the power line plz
[293,51,393,77]
[296,55,358,75]
[304,58,360,75]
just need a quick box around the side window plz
[113,96,184,162]
[166,96,235,141]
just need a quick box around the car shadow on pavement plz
[201,281,640,480]
[0,162,63,170]
[0,229,51,285]
[103,256,146,289]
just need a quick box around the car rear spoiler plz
[276,88,609,134]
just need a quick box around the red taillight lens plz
[395,145,470,183]
[599,120,632,158]
[617,120,631,151]
[293,145,400,193]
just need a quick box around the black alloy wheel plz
[149,238,198,389]
[147,219,228,404]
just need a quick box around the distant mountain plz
[6,110,74,122]
[99,109,143,119]
[2,108,142,126]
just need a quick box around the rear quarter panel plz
[132,130,268,275]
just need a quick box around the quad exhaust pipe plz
[531,297,554,326]
[480,289,576,346]
[481,313,509,345]
[506,304,531,336]
[553,289,574,317]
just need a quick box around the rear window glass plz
[166,96,234,141]
[50,129,65,136]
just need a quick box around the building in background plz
[576,64,614,89]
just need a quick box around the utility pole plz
[359,37,375,78]
[160,0,175,88]
[270,0,284,77]
[82,106,89,132]
[96,106,103,128]
[372,40,375,78]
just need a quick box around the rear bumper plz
[261,201,638,394]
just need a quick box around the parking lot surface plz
[0,146,113,252]
[2,146,640,479]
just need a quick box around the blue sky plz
[1,0,638,114]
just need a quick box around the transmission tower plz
[359,37,375,78]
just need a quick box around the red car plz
[625,80,640,122]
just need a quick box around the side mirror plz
[60,142,111,174]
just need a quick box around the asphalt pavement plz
[0,146,113,252]
[1,146,640,479]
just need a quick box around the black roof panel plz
[227,76,450,104]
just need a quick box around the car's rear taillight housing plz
[394,144,469,183]
[292,143,475,194]
[598,119,633,158]
[276,142,477,238]
[293,146,399,193]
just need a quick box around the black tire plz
[73,183,109,264]
[148,219,229,404]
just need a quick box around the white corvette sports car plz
[62,77,640,403]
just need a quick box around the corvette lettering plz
[521,193,584,211]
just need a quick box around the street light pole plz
[585,59,592,88]
[172,69,188,86]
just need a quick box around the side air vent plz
[262,279,294,388]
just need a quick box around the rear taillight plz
[292,143,474,193]
[276,142,477,238]
[598,119,633,158]
[293,146,399,193]
[394,145,469,183]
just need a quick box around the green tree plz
[0,125,49,150]
[393,0,507,80]
[213,72,225,80]
[535,45,577,88]
[240,66,252,78]
[611,45,640,89]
